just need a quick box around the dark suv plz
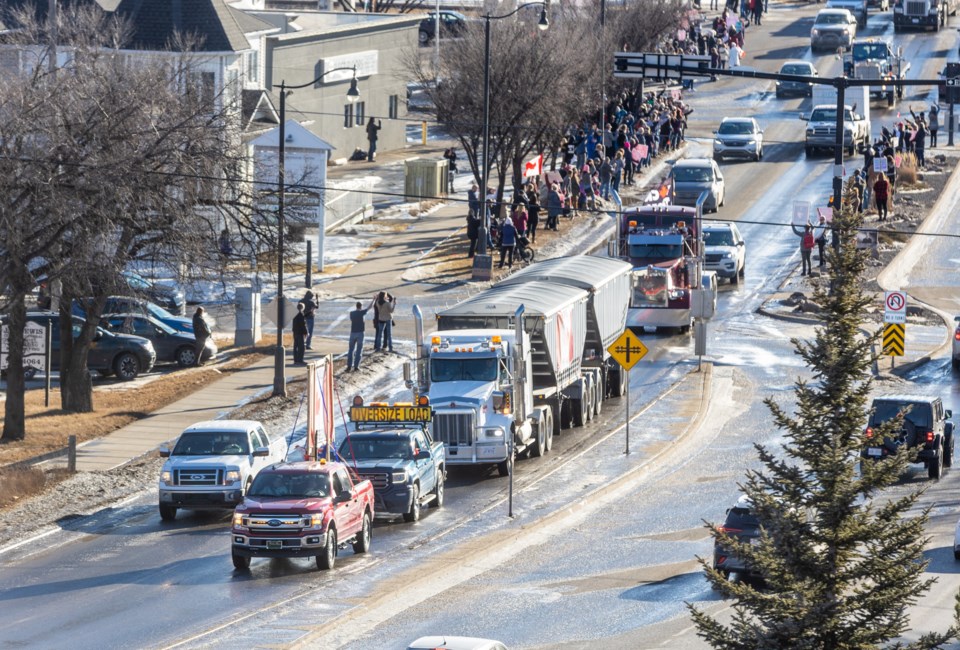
[863,395,954,479]
[712,495,761,583]
[8,312,157,381]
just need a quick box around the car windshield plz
[810,108,855,122]
[704,230,736,246]
[172,431,249,456]
[724,506,760,530]
[718,121,754,135]
[146,302,175,320]
[781,64,813,75]
[431,357,498,382]
[853,43,889,61]
[628,243,683,260]
[339,437,413,460]
[248,472,329,498]
[816,12,849,24]
[870,401,933,428]
[672,166,713,183]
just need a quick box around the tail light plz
[926,431,934,443]
[865,427,874,439]
[954,327,960,341]
[718,526,742,534]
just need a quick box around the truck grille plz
[857,63,881,80]
[906,0,927,14]
[246,514,306,531]
[359,472,389,489]
[173,468,223,486]
[812,126,836,136]
[433,411,475,447]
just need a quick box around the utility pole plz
[833,80,846,214]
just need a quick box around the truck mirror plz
[159,447,171,457]
[252,446,269,457]
[800,114,808,121]
[334,491,351,503]
[416,449,431,461]
[946,409,953,419]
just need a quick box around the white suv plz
[702,221,746,284]
[158,420,288,521]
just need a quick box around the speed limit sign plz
[884,291,907,324]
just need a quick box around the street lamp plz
[272,66,360,397]
[473,2,549,280]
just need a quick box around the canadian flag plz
[523,154,543,179]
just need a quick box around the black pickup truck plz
[338,401,445,522]
[863,395,954,479]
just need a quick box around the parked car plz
[73,296,196,334]
[3,311,156,380]
[862,395,954,479]
[670,158,725,212]
[811,8,858,52]
[712,117,764,162]
[121,270,186,315]
[419,11,467,45]
[158,420,288,521]
[712,495,762,583]
[776,60,818,98]
[702,221,746,284]
[952,315,960,369]
[99,313,216,367]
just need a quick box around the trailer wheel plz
[584,380,595,422]
[611,365,626,397]
[571,398,587,427]
[531,415,546,458]
[593,381,602,418]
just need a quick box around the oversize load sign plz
[350,406,432,423]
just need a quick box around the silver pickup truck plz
[802,104,871,156]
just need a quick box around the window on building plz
[187,71,217,110]
[354,101,365,126]
[344,103,353,128]
[388,94,399,120]
[247,51,259,84]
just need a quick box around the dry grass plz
[0,346,276,466]
[0,467,68,510]
[897,152,920,186]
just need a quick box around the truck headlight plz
[224,470,241,485]
[714,139,723,145]
[722,252,733,260]
[304,513,324,530]
[161,471,173,486]
[806,128,814,135]
[391,470,408,484]
[484,428,505,439]
[232,513,247,529]
[811,28,820,35]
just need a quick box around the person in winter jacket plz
[498,218,517,269]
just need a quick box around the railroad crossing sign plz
[607,329,648,371]
[884,290,907,324]
[883,323,905,357]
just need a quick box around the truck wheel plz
[571,398,587,427]
[232,551,250,570]
[550,400,562,437]
[317,527,337,570]
[159,504,177,521]
[887,92,894,107]
[432,470,445,508]
[847,143,855,156]
[731,269,740,285]
[584,382,595,422]
[352,511,372,554]
[544,410,554,452]
[531,418,546,458]
[593,382,602,418]
[928,443,944,479]
[497,457,511,477]
[403,484,421,522]
[805,146,813,157]
[610,365,626,397]
[896,85,904,99]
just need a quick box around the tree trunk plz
[59,303,95,413]
[1,297,27,442]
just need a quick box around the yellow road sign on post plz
[607,329,649,371]
[883,323,905,357]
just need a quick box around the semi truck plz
[411,256,631,475]
[616,205,717,334]
[841,39,908,106]
[893,0,957,31]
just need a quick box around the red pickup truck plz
[230,461,374,571]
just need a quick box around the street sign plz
[947,77,960,86]
[884,290,907,324]
[607,329,648,371]
[883,323,905,357]
[613,52,712,81]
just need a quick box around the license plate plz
[478,446,498,458]
[266,540,282,550]
[867,447,883,457]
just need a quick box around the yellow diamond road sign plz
[607,329,648,371]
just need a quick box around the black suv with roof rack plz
[862,395,954,479]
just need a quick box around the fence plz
[325,177,376,232]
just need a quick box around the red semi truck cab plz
[230,460,374,571]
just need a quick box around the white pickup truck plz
[157,420,288,521]
[802,103,871,156]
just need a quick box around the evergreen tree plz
[689,179,960,649]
